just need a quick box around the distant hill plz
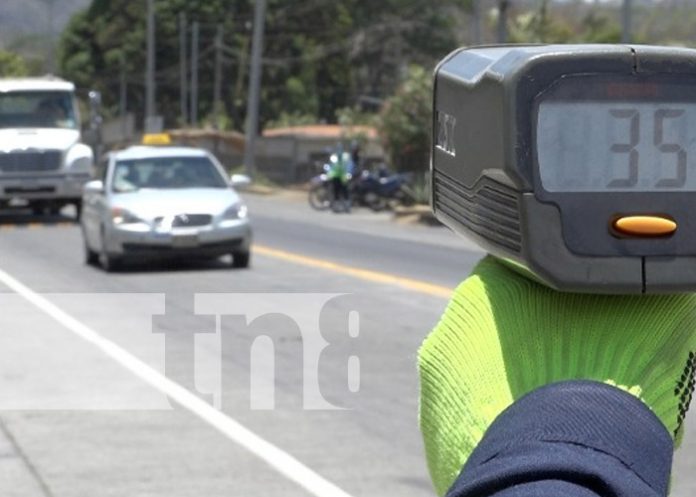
[0,0,90,47]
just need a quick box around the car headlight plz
[111,207,145,225]
[222,202,248,220]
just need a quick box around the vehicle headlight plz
[111,207,145,225]
[222,202,248,220]
[69,156,93,173]
[66,143,94,174]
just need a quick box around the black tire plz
[231,251,251,268]
[99,251,121,272]
[99,228,121,272]
[365,192,387,212]
[74,201,82,221]
[83,235,99,265]
[395,185,416,207]
[308,184,331,211]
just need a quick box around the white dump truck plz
[0,77,98,217]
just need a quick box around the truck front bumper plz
[0,173,91,202]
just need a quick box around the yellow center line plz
[254,244,453,298]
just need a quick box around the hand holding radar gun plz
[418,45,696,496]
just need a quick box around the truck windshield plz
[0,91,78,129]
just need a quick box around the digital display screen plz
[537,101,696,192]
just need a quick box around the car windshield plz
[0,91,78,129]
[112,156,229,192]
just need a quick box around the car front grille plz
[167,214,213,227]
[0,150,62,173]
[123,239,243,252]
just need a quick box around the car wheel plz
[99,228,121,272]
[74,201,82,221]
[84,239,99,266]
[99,251,121,272]
[231,251,250,269]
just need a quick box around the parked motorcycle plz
[308,153,353,212]
[308,163,333,211]
[308,162,415,213]
[351,168,414,211]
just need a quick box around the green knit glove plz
[419,256,696,496]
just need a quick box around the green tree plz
[58,0,465,131]
[60,1,236,124]
[579,11,621,43]
[0,50,29,77]
[378,65,431,173]
[508,0,574,43]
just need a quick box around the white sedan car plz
[81,145,252,271]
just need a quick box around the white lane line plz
[0,268,354,497]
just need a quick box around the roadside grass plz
[407,171,430,206]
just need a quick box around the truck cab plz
[0,77,95,217]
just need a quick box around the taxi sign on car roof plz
[141,133,172,146]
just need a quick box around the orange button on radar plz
[613,215,677,237]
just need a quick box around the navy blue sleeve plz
[446,381,673,497]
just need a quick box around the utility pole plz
[190,21,200,127]
[145,0,156,129]
[471,0,482,45]
[179,12,188,126]
[621,0,633,43]
[213,24,224,130]
[233,34,250,126]
[243,0,267,178]
[120,59,128,139]
[497,0,509,44]
[120,62,127,118]
[44,0,56,73]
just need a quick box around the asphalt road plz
[0,193,693,497]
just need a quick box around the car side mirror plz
[84,179,104,194]
[230,174,251,190]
